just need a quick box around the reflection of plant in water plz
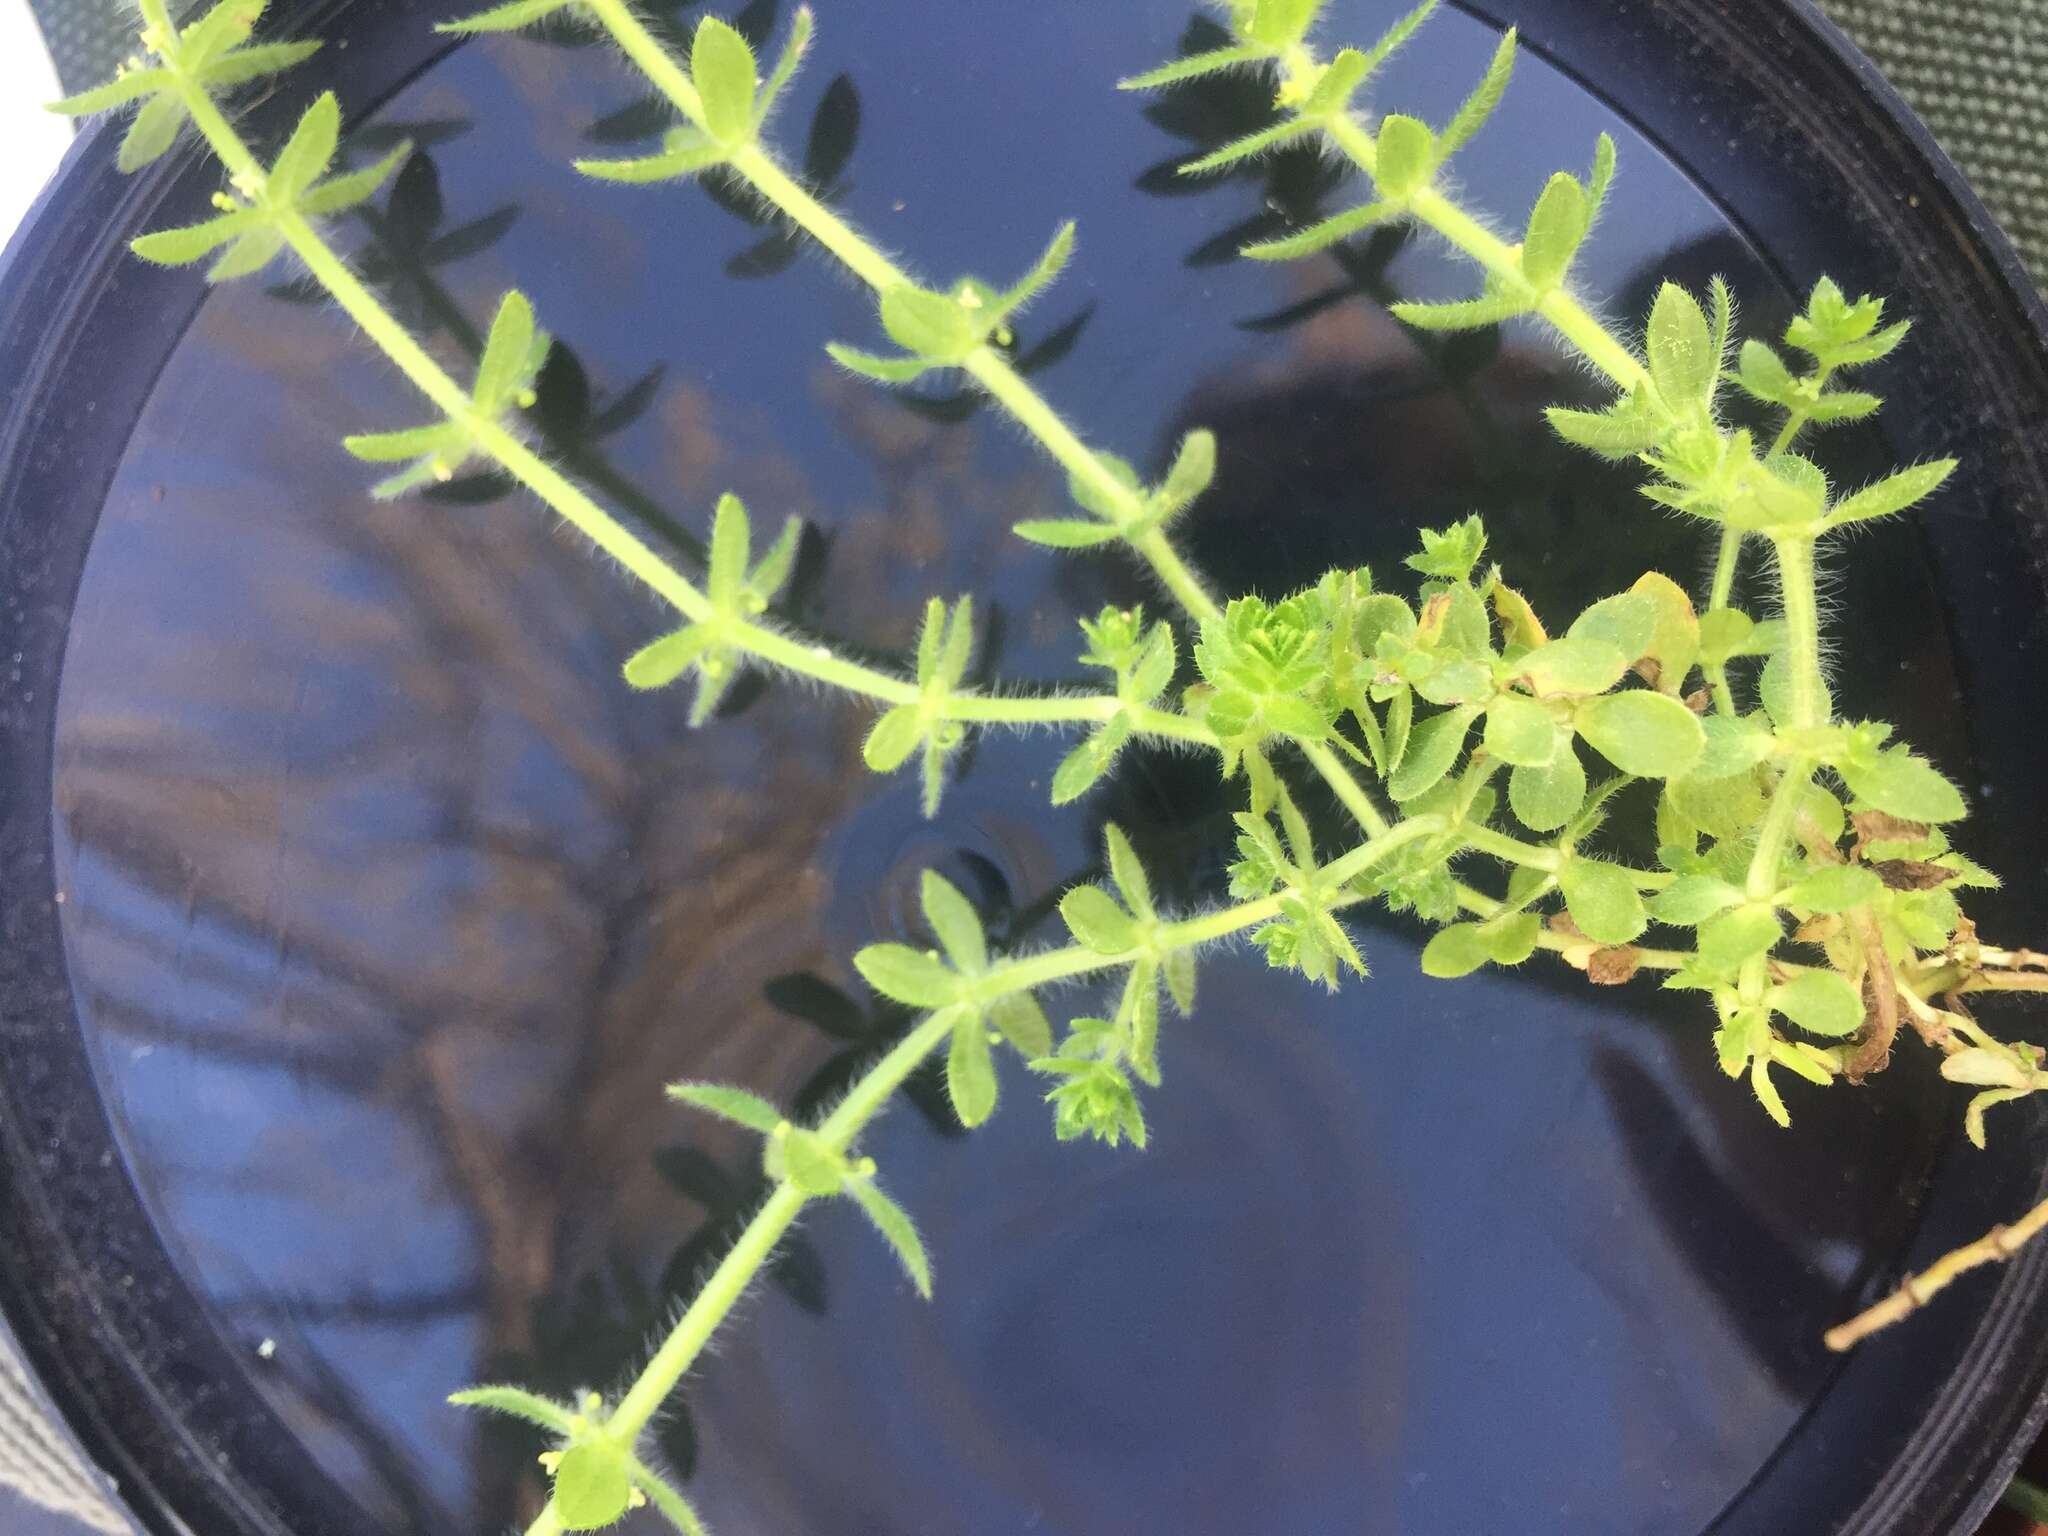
[53,0,2048,1528]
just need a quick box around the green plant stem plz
[1772,536,1826,732]
[514,814,1443,1535]
[160,66,1206,750]
[581,0,1208,604]
[1703,528,1744,714]
[1742,536,1826,1002]
[1318,114,1648,393]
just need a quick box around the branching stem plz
[160,63,1203,747]
[516,814,1446,1534]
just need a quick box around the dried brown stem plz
[1826,1191,2048,1351]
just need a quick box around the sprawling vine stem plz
[153,54,1211,748]
[517,814,1453,1534]
[84,5,2045,1528]
[574,0,1660,923]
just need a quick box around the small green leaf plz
[1783,864,1880,913]
[575,129,727,184]
[1521,171,1588,290]
[298,143,412,216]
[475,290,545,414]
[937,596,975,688]
[747,516,802,606]
[1646,282,1716,413]
[666,1081,784,1132]
[1546,390,1665,458]
[1483,694,1557,767]
[1574,691,1706,779]
[553,1442,633,1532]
[1508,749,1586,832]
[1697,607,1768,666]
[707,491,751,610]
[48,69,169,116]
[1158,429,1218,515]
[199,40,326,87]
[852,943,960,1008]
[178,0,261,67]
[1050,723,1125,804]
[862,706,924,773]
[1104,824,1156,920]
[1389,288,1529,332]
[1244,202,1393,261]
[1438,30,1516,157]
[755,5,815,126]
[1014,517,1118,549]
[846,1177,932,1298]
[1421,922,1492,978]
[1485,911,1543,965]
[205,228,288,282]
[626,1461,708,1536]
[1771,971,1863,1038]
[999,221,1078,316]
[1649,874,1743,926]
[1388,705,1477,801]
[269,92,341,204]
[1698,904,1783,971]
[1567,592,1657,660]
[436,0,579,32]
[989,993,1053,1057]
[1405,515,1488,582]
[693,15,760,146]
[920,871,987,972]
[1838,747,1966,823]
[1123,960,1162,1086]
[1557,858,1646,944]
[1372,114,1436,200]
[1163,947,1198,1014]
[1517,636,1630,696]
[118,93,187,173]
[1735,339,1799,407]
[622,624,714,690]
[881,284,978,361]
[1176,116,1323,177]
[824,344,931,385]
[132,212,256,266]
[1061,885,1139,955]
[947,1013,999,1126]
[448,1385,576,1432]
[1118,44,1270,92]
[1822,460,1957,530]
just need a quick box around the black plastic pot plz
[3,2,2047,1533]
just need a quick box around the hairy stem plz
[160,67,1202,747]
[1317,114,1648,392]
[517,815,1444,1534]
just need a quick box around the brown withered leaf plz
[1852,809,1930,856]
[1871,859,1958,891]
[1587,947,1640,985]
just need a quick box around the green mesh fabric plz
[1816,0,2048,284]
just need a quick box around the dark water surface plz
[47,2,2002,1532]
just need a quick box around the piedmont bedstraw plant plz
[53,0,2048,1526]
